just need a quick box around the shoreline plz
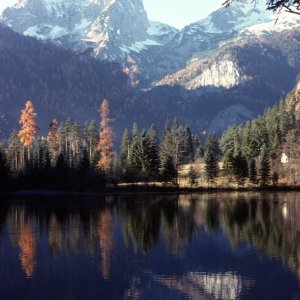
[1,185,300,198]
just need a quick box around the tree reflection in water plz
[2,192,300,281]
[18,223,36,278]
[98,209,113,280]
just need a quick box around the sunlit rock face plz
[158,58,248,90]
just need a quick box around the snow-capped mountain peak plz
[1,0,181,65]
[186,0,273,34]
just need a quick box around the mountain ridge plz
[2,0,300,87]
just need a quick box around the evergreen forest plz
[1,81,300,192]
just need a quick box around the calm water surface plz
[0,192,300,300]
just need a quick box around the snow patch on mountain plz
[193,0,273,34]
[147,21,178,37]
[24,25,68,39]
[121,39,161,53]
[240,13,300,36]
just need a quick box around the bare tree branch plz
[222,0,300,16]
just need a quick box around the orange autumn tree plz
[18,100,38,162]
[97,99,114,172]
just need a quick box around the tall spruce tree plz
[128,123,142,178]
[160,155,177,185]
[182,125,194,164]
[259,144,270,186]
[204,135,220,184]
[47,119,59,164]
[249,159,258,184]
[7,131,22,173]
[146,124,160,181]
[232,150,248,186]
[120,129,131,165]
[160,119,172,166]
[171,118,184,168]
[54,153,69,190]
[83,121,98,162]
[0,146,9,191]
[187,166,198,187]
[221,127,240,177]
[192,135,203,160]
[136,130,150,179]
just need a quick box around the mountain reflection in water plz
[0,192,300,300]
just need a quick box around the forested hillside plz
[0,25,162,139]
[219,77,300,186]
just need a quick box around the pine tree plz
[204,135,220,184]
[128,123,142,177]
[160,119,173,165]
[160,155,177,185]
[7,131,22,173]
[259,144,270,186]
[232,150,248,186]
[204,148,219,184]
[242,123,257,160]
[187,166,198,187]
[58,121,68,157]
[221,127,240,177]
[120,129,131,164]
[47,119,59,164]
[249,159,258,184]
[119,128,131,179]
[146,124,160,181]
[69,122,82,168]
[223,151,235,179]
[0,146,9,191]
[269,122,282,159]
[18,100,38,163]
[182,125,194,164]
[34,137,51,170]
[97,99,114,172]
[271,171,279,186]
[192,135,204,160]
[83,121,98,162]
[54,154,69,190]
[77,148,91,191]
[171,118,184,168]
[137,130,150,179]
[205,134,221,159]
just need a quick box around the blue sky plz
[0,0,220,29]
[143,0,220,28]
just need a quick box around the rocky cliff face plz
[158,28,300,90]
[158,54,248,90]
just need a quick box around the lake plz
[0,192,299,299]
